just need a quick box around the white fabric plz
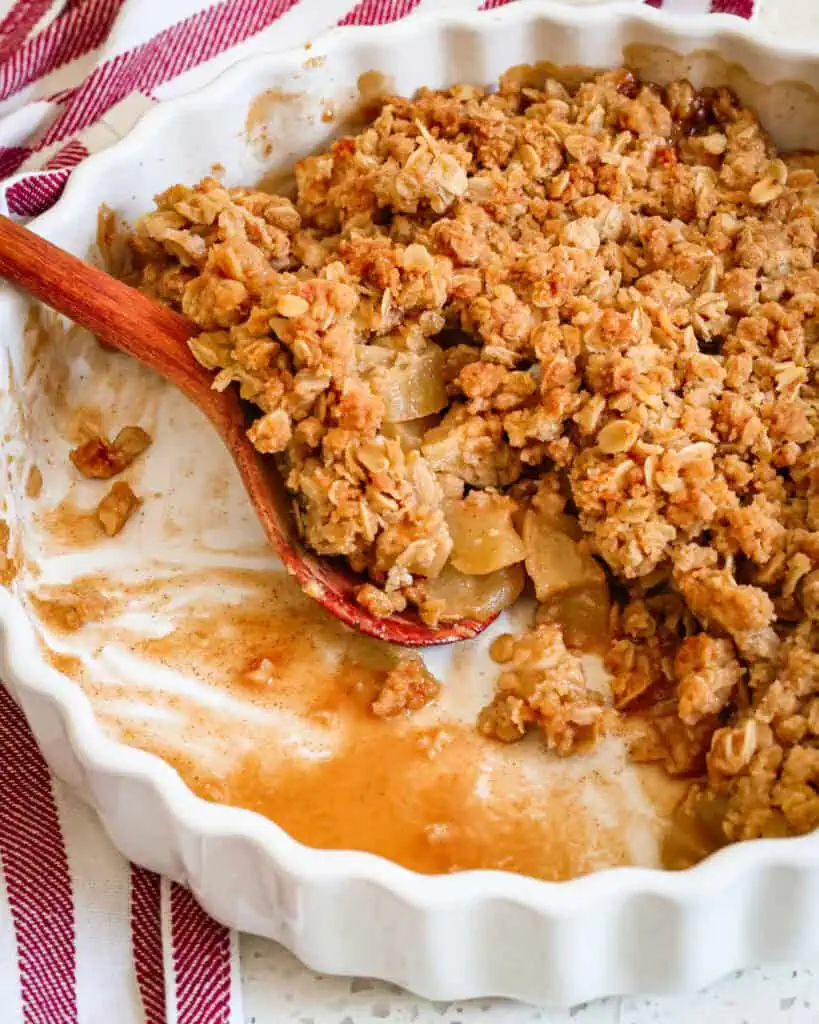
[55,781,146,1024]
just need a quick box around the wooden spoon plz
[0,215,493,645]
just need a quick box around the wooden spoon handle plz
[0,214,218,413]
[0,216,493,646]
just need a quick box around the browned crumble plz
[70,426,151,479]
[124,65,819,864]
[370,656,440,717]
[96,481,140,536]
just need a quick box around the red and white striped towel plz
[0,0,756,1020]
[0,686,241,1023]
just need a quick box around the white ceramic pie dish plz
[5,0,819,1005]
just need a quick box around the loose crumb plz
[96,481,140,536]
[370,657,440,717]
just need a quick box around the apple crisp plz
[123,65,819,864]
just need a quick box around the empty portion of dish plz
[120,65,819,864]
[30,557,678,880]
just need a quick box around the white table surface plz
[238,0,819,1019]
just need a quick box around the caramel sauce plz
[0,517,16,585]
[183,726,622,878]
[25,464,42,499]
[41,645,85,680]
[621,46,819,151]
[32,564,678,880]
[37,496,102,550]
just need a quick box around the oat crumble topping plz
[123,65,819,864]
[481,624,608,754]
[370,655,440,717]
[0,518,16,585]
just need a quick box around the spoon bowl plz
[0,214,493,645]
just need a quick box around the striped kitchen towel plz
[0,685,241,1024]
[0,0,756,1021]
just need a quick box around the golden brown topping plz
[676,568,775,636]
[597,419,640,455]
[708,720,759,778]
[675,635,741,727]
[489,632,517,664]
[247,410,292,454]
[276,294,309,318]
[70,438,123,479]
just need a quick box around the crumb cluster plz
[70,425,149,535]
